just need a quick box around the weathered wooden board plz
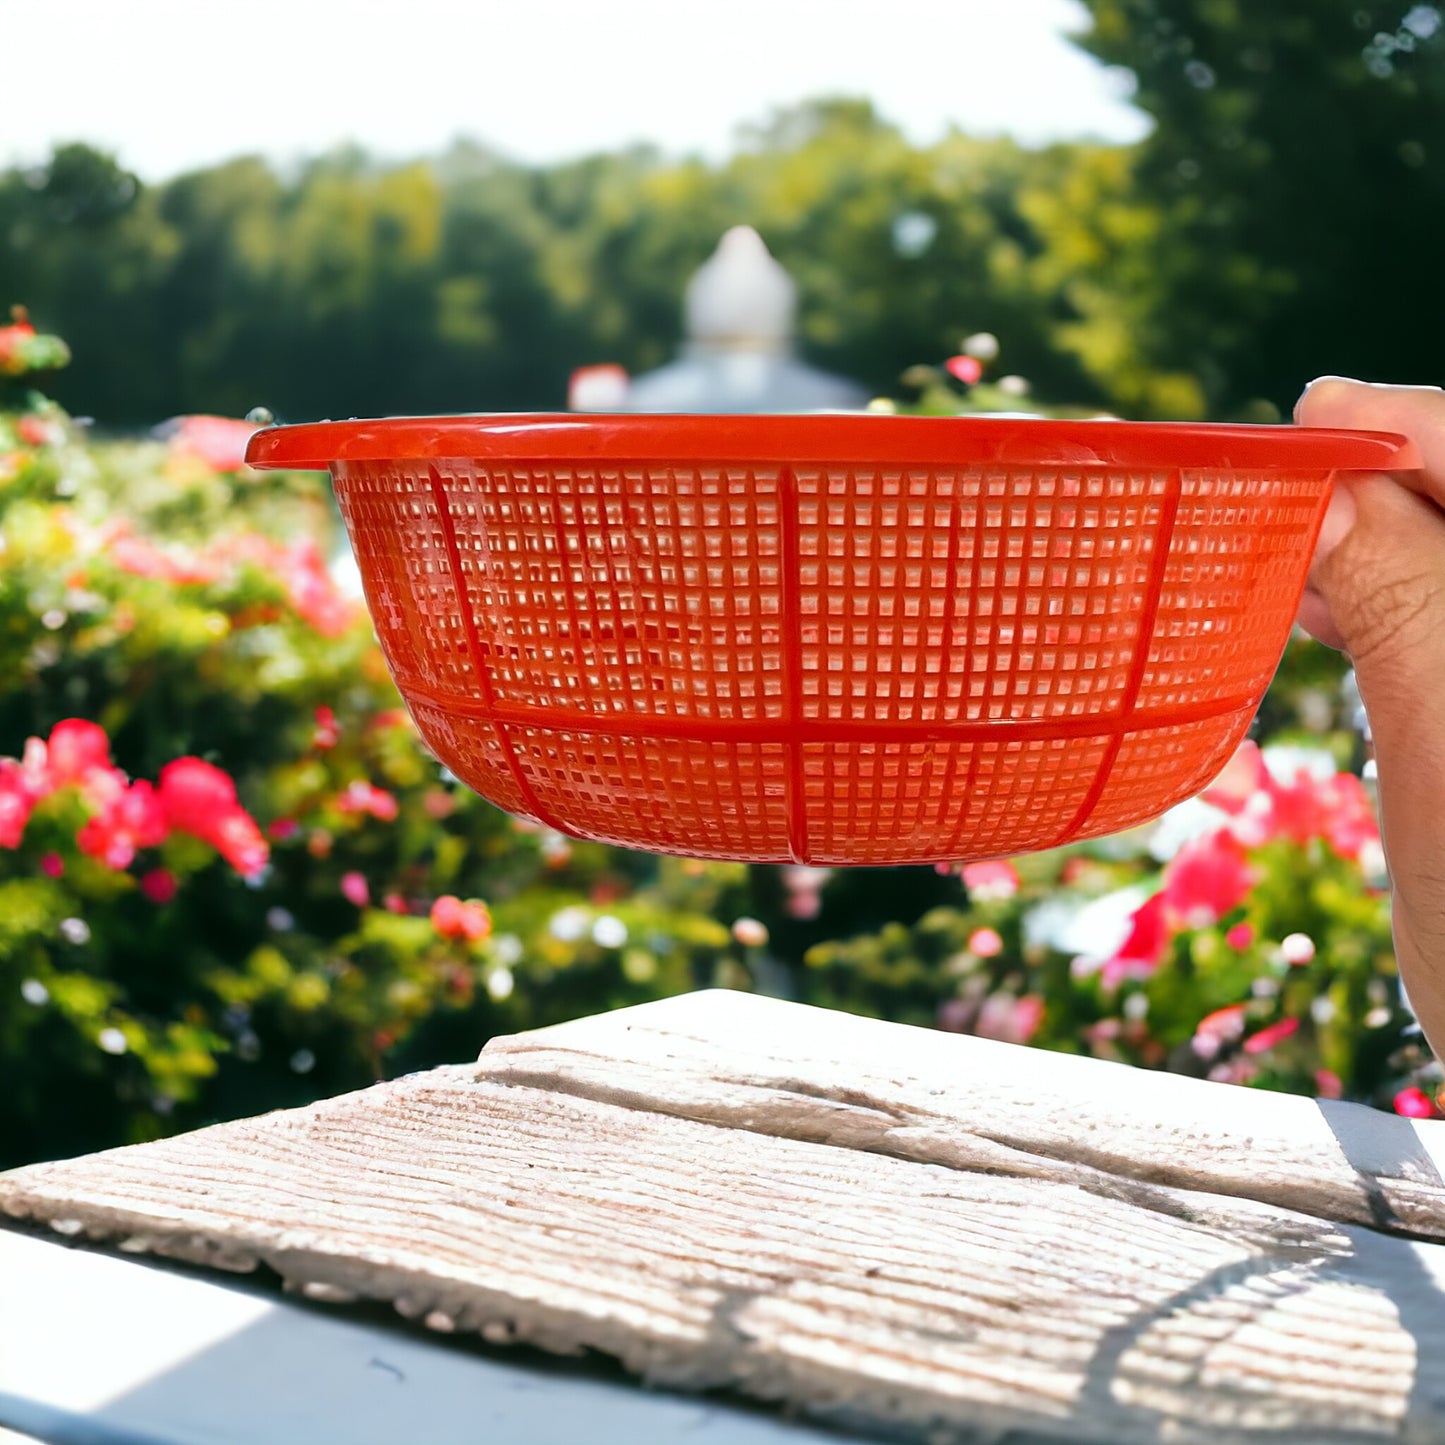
[4,990,1445,1444]
[483,989,1445,1241]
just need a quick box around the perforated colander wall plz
[335,458,1327,863]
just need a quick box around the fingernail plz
[1294,375,1361,422]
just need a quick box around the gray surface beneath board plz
[0,1230,858,1445]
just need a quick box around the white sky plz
[0,0,1147,181]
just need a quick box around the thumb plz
[1295,378,1445,1034]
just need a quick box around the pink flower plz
[1394,1086,1437,1119]
[1225,922,1255,950]
[312,706,339,751]
[168,415,259,474]
[945,355,984,385]
[336,780,399,822]
[46,719,111,788]
[1315,1069,1344,1100]
[1192,1003,1247,1060]
[340,871,370,908]
[384,891,408,914]
[1265,773,1329,850]
[140,868,178,905]
[1202,740,1268,816]
[430,894,492,942]
[1012,994,1045,1043]
[268,816,299,841]
[1253,765,1380,862]
[0,759,41,847]
[110,533,218,586]
[423,788,455,820]
[211,810,269,876]
[968,926,1004,959]
[974,992,1044,1045]
[1319,772,1381,860]
[40,852,63,878]
[1163,832,1254,928]
[1242,1016,1300,1056]
[76,779,168,870]
[158,757,268,876]
[961,859,1020,901]
[159,758,239,832]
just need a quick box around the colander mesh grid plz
[335,457,1324,864]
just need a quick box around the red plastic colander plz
[246,414,1415,866]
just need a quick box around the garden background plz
[2,0,1444,1167]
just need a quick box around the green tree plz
[1075,0,1445,413]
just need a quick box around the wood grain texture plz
[4,990,1445,1444]
[483,990,1445,1241]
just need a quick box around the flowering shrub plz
[0,318,1425,1166]
[0,326,749,1167]
[804,738,1427,1114]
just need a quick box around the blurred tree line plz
[2,1,1443,426]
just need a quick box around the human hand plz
[1294,378,1445,1057]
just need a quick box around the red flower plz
[76,779,168,870]
[312,706,339,750]
[0,320,36,375]
[1242,1016,1300,1056]
[17,414,62,448]
[140,868,178,905]
[1394,1086,1437,1119]
[40,852,63,879]
[430,894,492,942]
[1224,921,1255,950]
[1163,832,1253,928]
[1100,891,1170,987]
[945,354,984,385]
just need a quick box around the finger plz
[1292,476,1362,648]
[1294,587,1345,651]
[1296,377,1445,502]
